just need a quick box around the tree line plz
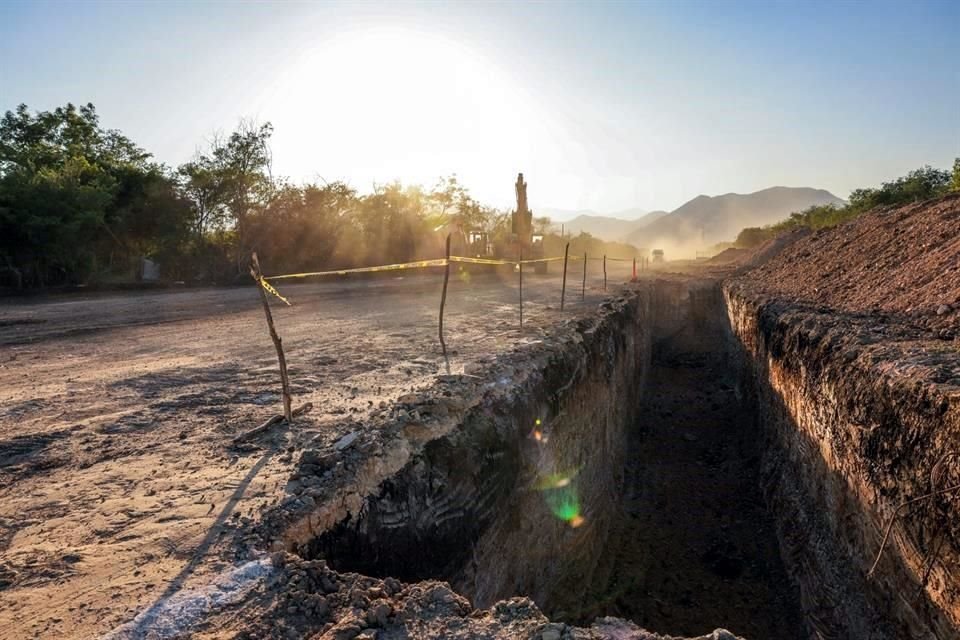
[0,102,637,289]
[734,161,960,248]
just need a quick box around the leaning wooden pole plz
[603,254,607,291]
[438,234,451,357]
[250,253,292,422]
[560,242,570,311]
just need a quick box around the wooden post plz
[632,256,637,282]
[439,234,451,357]
[603,255,607,291]
[250,253,292,422]
[560,242,570,311]
[518,247,523,329]
[581,252,587,300]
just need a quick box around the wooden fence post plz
[560,242,570,311]
[250,253,292,422]
[439,234,451,357]
[603,255,607,291]
[581,252,587,299]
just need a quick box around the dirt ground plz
[0,262,636,640]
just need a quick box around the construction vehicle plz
[510,173,547,273]
[652,249,665,263]
[459,172,547,273]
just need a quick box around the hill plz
[626,187,844,256]
[562,209,668,241]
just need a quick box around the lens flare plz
[545,484,583,527]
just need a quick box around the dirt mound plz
[705,248,748,265]
[192,554,742,640]
[738,194,960,337]
[736,228,811,272]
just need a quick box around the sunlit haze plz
[3,0,958,214]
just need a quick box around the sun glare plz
[262,27,541,196]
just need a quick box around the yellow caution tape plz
[450,255,568,266]
[265,258,449,280]
[259,277,291,306]
[264,254,575,283]
[518,256,567,264]
[449,256,513,266]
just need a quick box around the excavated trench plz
[280,277,960,639]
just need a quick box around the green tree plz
[0,102,190,286]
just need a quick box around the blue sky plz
[2,0,958,215]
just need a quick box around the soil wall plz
[725,283,960,639]
[279,286,661,619]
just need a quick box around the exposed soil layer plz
[722,192,960,638]
[577,289,804,638]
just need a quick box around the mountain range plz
[541,186,844,255]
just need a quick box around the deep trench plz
[580,302,805,638]
[305,284,807,637]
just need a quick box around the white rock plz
[334,431,359,451]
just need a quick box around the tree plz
[951,158,960,193]
[0,102,191,286]
[216,121,274,272]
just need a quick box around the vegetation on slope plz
[735,162,960,248]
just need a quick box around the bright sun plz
[260,26,545,199]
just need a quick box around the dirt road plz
[0,263,635,639]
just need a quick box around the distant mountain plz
[563,214,643,241]
[550,208,669,242]
[625,187,844,256]
[633,209,670,226]
[538,207,603,222]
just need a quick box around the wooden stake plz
[250,253,292,422]
[560,242,570,311]
[519,247,523,329]
[581,252,587,299]
[603,254,607,291]
[439,234,451,357]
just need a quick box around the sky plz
[2,0,958,217]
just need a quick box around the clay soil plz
[0,264,632,640]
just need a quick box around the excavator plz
[509,172,547,273]
[459,172,546,273]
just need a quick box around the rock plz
[367,601,392,627]
[539,622,565,640]
[937,304,952,316]
[301,449,336,468]
[334,431,359,451]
